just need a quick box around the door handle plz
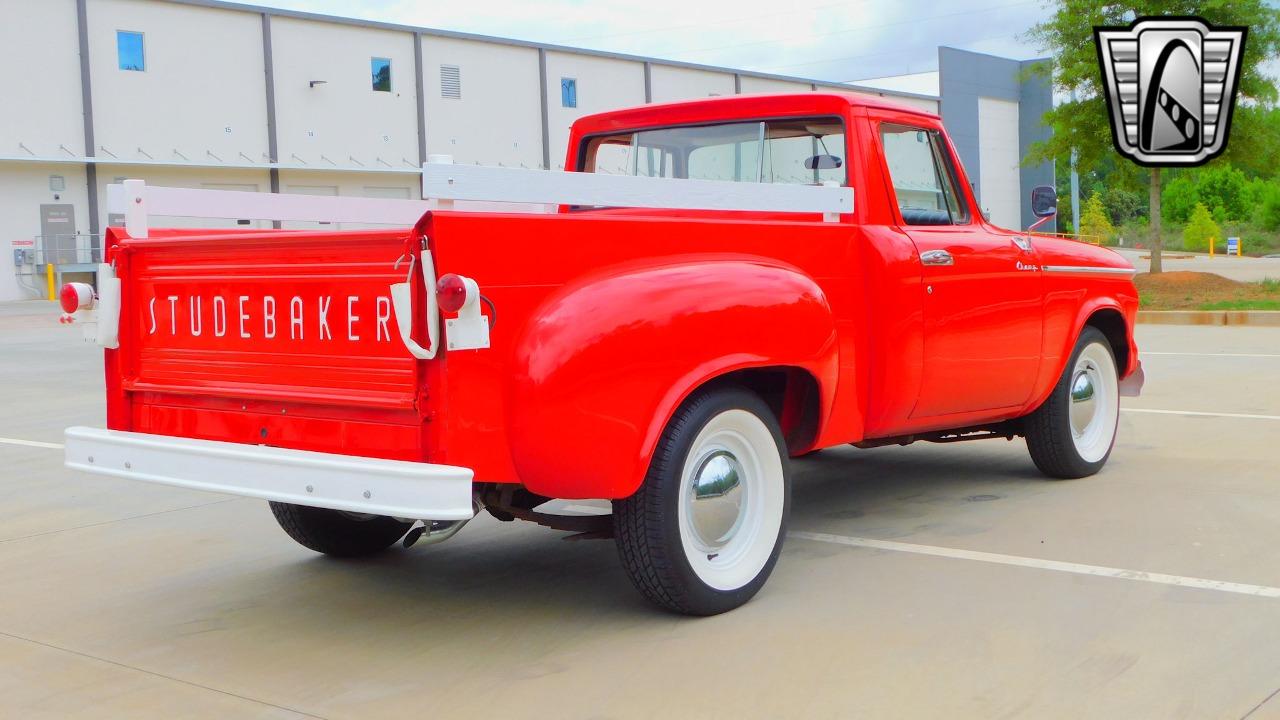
[1012,236,1034,252]
[920,249,954,266]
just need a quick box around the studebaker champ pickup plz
[60,93,1142,615]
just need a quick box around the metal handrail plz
[1029,231,1103,246]
[32,233,103,266]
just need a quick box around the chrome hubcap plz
[1070,366,1098,437]
[687,450,746,552]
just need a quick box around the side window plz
[879,123,969,226]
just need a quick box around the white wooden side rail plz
[105,156,854,238]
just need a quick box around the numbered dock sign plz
[1227,236,1240,256]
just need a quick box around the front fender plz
[506,256,838,499]
[1029,289,1139,412]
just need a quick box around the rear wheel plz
[1024,327,1120,479]
[614,387,790,615]
[269,502,412,557]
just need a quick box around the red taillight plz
[436,273,469,313]
[60,282,93,314]
[59,284,79,313]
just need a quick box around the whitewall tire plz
[1025,327,1120,479]
[614,386,790,615]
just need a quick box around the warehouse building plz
[0,0,1053,300]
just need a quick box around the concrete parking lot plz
[2,299,1279,719]
[1116,248,1280,282]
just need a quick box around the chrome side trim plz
[1041,265,1137,276]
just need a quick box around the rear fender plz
[506,257,838,499]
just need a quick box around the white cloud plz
[253,0,1048,83]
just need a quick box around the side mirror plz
[1031,185,1057,218]
[804,154,843,170]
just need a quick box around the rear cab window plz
[879,123,970,226]
[581,118,848,187]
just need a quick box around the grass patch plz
[1197,299,1280,311]
[1136,271,1280,310]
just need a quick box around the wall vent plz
[440,65,461,99]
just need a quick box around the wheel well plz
[707,367,821,454]
[1085,308,1130,372]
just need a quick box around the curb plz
[1137,310,1280,327]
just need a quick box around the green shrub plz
[1079,193,1115,244]
[1183,203,1220,252]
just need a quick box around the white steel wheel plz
[1025,327,1120,479]
[1068,342,1119,463]
[614,386,790,615]
[676,409,786,591]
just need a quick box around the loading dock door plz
[39,204,77,264]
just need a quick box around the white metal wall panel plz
[271,17,419,170]
[88,0,269,165]
[278,170,418,229]
[422,36,543,169]
[977,96,1021,230]
[543,52,646,170]
[649,65,736,103]
[0,1,84,157]
[0,163,90,301]
[95,165,270,230]
[738,77,815,95]
[884,94,940,113]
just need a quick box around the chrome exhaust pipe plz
[402,499,482,549]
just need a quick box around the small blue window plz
[117,31,145,72]
[371,57,391,92]
[561,78,577,108]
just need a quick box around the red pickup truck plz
[61,93,1142,615]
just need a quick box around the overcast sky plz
[252,0,1049,84]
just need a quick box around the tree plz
[1195,163,1249,221]
[1102,186,1146,225]
[1027,2,1280,273]
[1080,193,1115,243]
[1257,183,1280,231]
[1161,174,1200,223]
[1183,202,1220,252]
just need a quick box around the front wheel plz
[613,386,790,615]
[1024,327,1120,479]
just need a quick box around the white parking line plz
[1122,408,1280,421]
[789,531,1280,599]
[0,437,64,450]
[1143,352,1280,359]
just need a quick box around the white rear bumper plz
[64,426,475,521]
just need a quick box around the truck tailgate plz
[111,228,427,460]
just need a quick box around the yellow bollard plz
[46,263,56,301]
[1209,238,1214,259]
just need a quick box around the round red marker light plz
[436,273,468,313]
[59,283,81,314]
